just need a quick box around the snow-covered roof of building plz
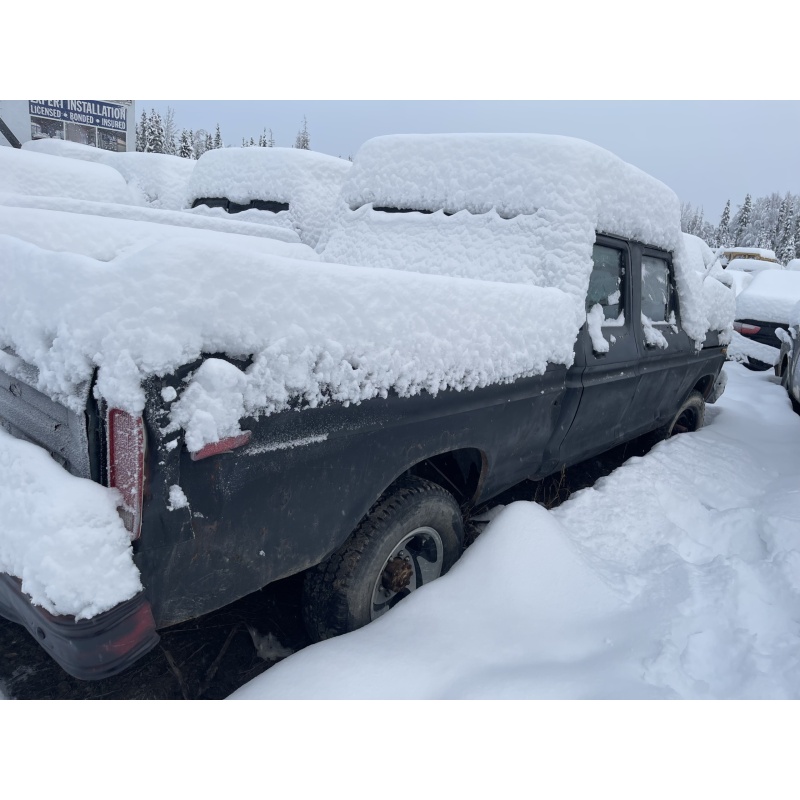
[0,146,136,205]
[186,147,351,246]
[23,139,195,211]
[722,247,778,261]
[735,270,800,323]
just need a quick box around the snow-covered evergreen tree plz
[205,133,213,153]
[192,129,209,159]
[163,107,177,156]
[734,194,752,246]
[178,129,194,159]
[213,124,223,149]
[716,200,731,247]
[268,128,275,147]
[146,110,165,154]
[258,129,267,147]
[294,116,310,150]
[777,199,795,264]
[136,110,147,152]
[795,215,800,259]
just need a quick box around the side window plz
[641,256,674,324]
[587,245,625,321]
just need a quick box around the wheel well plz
[403,448,486,509]
[693,374,715,400]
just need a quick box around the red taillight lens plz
[190,430,252,461]
[734,322,761,335]
[107,409,145,541]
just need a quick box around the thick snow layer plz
[735,270,800,322]
[716,268,754,297]
[727,257,781,274]
[186,147,351,247]
[0,427,141,619]
[320,134,727,347]
[231,365,800,700]
[0,234,578,448]
[0,192,303,245]
[0,203,316,263]
[787,259,800,271]
[23,139,195,211]
[0,147,136,205]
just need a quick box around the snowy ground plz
[231,363,800,700]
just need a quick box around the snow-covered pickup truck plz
[0,134,734,679]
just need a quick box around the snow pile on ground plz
[0,147,136,205]
[0,427,141,620]
[231,365,800,700]
[0,192,304,244]
[735,270,800,322]
[186,147,351,246]
[23,139,195,210]
[0,234,577,450]
[0,204,316,263]
[319,134,729,347]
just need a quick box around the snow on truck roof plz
[322,133,728,344]
[186,147,352,247]
[0,133,732,456]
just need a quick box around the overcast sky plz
[139,101,800,222]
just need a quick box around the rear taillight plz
[734,322,761,335]
[107,409,145,540]
[190,430,252,461]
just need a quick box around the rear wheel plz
[302,477,464,642]
[649,391,705,446]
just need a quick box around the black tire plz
[650,391,705,444]
[302,477,464,642]
[743,358,772,372]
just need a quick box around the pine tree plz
[249,136,255,147]
[213,124,223,149]
[146,110,165,154]
[734,194,752,246]
[774,196,789,252]
[294,116,310,150]
[178,129,194,159]
[267,128,275,147]
[777,200,795,264]
[795,214,800,259]
[205,133,213,153]
[258,129,266,147]
[136,110,147,152]
[163,106,177,156]
[716,200,730,248]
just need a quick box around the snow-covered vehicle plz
[721,247,780,270]
[776,301,799,411]
[0,134,733,679]
[186,147,351,247]
[728,270,800,370]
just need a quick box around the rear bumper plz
[0,573,159,681]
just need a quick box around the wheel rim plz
[671,407,697,435]
[370,526,444,621]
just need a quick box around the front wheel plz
[302,477,464,642]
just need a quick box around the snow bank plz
[0,147,136,205]
[231,365,800,699]
[0,234,578,450]
[320,134,727,347]
[0,427,141,619]
[186,147,351,246]
[23,139,195,211]
[735,270,800,322]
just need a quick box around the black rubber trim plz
[0,573,159,681]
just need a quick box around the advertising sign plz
[28,100,131,152]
